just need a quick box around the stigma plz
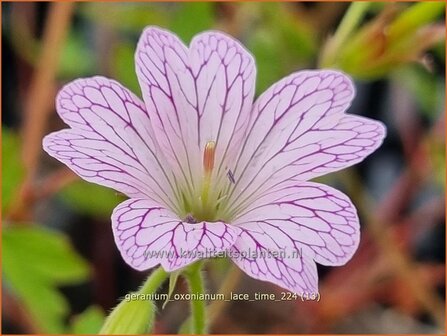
[203,141,216,174]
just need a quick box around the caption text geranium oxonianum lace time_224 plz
[43,27,386,295]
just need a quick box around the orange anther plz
[203,141,216,174]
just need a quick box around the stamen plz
[227,169,236,184]
[203,141,216,174]
[184,213,198,224]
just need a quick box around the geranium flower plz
[43,27,386,295]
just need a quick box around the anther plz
[227,169,236,184]
[203,141,216,174]
[184,214,198,224]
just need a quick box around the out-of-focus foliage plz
[59,31,95,78]
[70,306,105,334]
[170,2,215,42]
[396,66,445,118]
[321,2,445,79]
[111,42,140,94]
[245,3,316,93]
[60,181,123,217]
[3,225,90,333]
[80,2,215,41]
[2,128,25,213]
[80,2,169,33]
[427,131,446,189]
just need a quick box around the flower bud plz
[99,294,156,335]
[321,2,445,79]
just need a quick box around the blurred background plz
[2,1,445,334]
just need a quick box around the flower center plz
[180,141,231,223]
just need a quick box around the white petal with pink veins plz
[231,231,319,295]
[135,27,256,193]
[43,77,178,210]
[222,70,385,217]
[112,199,241,272]
[232,181,360,269]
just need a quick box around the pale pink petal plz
[43,77,178,210]
[222,70,385,215]
[135,27,256,192]
[230,233,319,295]
[112,199,241,271]
[234,182,359,266]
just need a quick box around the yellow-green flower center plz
[179,141,232,223]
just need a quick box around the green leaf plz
[2,128,25,214]
[70,306,105,334]
[3,225,90,283]
[80,3,169,33]
[170,2,216,43]
[247,3,315,94]
[111,43,141,95]
[431,139,446,189]
[60,180,123,217]
[59,31,95,78]
[3,225,90,333]
[248,28,284,94]
[395,66,445,119]
[388,2,445,44]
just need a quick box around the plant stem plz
[333,2,371,48]
[140,266,169,295]
[22,2,74,180]
[184,262,207,334]
[320,2,371,67]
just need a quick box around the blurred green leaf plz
[111,42,141,95]
[248,3,316,93]
[61,180,123,217]
[3,225,90,333]
[80,3,169,33]
[395,66,445,119]
[170,2,216,43]
[433,40,446,61]
[59,32,95,78]
[3,225,89,283]
[2,128,25,214]
[274,8,315,61]
[249,28,284,94]
[70,306,105,334]
[431,139,446,189]
[388,2,445,43]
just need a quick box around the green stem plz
[140,266,169,295]
[320,2,371,67]
[184,262,207,334]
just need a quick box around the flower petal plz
[224,70,385,215]
[230,234,319,295]
[234,182,360,266]
[112,199,241,272]
[135,27,256,193]
[43,77,178,210]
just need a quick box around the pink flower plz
[43,27,386,295]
